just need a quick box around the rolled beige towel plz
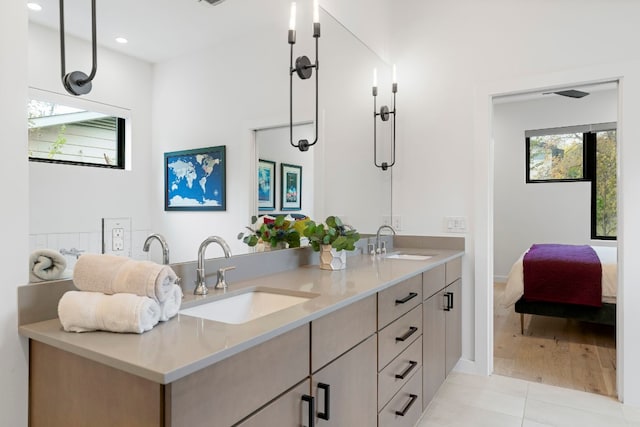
[58,291,161,334]
[159,284,183,322]
[30,249,67,282]
[73,254,178,303]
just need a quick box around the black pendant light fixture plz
[288,1,320,152]
[372,66,397,170]
[59,0,98,96]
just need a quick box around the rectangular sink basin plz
[385,253,434,261]
[179,288,317,324]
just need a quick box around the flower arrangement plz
[238,214,308,249]
[303,216,360,252]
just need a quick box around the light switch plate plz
[102,217,132,256]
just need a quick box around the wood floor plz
[493,282,617,397]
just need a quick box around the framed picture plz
[258,159,276,211]
[281,163,302,211]
[164,145,226,211]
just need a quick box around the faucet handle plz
[214,266,236,290]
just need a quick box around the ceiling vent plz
[200,0,227,5]
[542,89,590,99]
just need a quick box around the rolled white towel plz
[30,249,67,282]
[73,254,178,303]
[58,291,161,334]
[159,284,183,322]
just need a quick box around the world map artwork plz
[167,151,224,208]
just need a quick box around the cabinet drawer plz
[445,257,462,285]
[378,304,422,371]
[311,294,376,373]
[378,367,423,427]
[237,380,311,427]
[378,274,422,329]
[378,336,422,410]
[169,325,309,427]
[423,264,445,299]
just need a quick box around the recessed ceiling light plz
[115,37,128,44]
[27,3,42,11]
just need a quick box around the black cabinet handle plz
[395,292,418,305]
[317,382,330,420]
[395,360,418,380]
[395,393,418,416]
[395,326,418,342]
[444,293,451,311]
[301,394,314,427]
[448,291,454,310]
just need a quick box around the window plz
[525,124,617,240]
[28,97,126,169]
[526,132,586,182]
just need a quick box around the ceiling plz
[28,0,287,63]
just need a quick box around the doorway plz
[491,83,619,397]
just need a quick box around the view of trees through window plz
[595,130,617,238]
[526,127,617,240]
[528,133,584,181]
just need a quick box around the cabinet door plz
[423,290,446,410]
[445,278,462,375]
[312,334,377,426]
[237,380,313,427]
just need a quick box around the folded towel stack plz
[57,254,182,334]
[58,291,161,333]
[29,249,69,282]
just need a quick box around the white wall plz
[390,0,640,404]
[28,24,154,261]
[493,90,618,280]
[1,3,29,426]
[151,1,392,262]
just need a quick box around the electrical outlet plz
[444,216,467,233]
[102,217,131,256]
[392,216,402,231]
[382,216,391,226]
[112,228,125,251]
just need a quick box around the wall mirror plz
[27,0,393,271]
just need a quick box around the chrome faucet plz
[142,233,170,265]
[194,236,232,295]
[375,225,396,254]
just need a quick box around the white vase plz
[319,244,347,270]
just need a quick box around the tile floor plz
[416,372,640,427]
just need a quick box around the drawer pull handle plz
[395,360,418,380]
[395,326,418,342]
[395,292,418,305]
[448,291,454,310]
[301,394,315,427]
[444,293,451,311]
[317,382,330,420]
[395,393,418,417]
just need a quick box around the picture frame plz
[280,163,302,211]
[258,159,276,211]
[164,145,226,211]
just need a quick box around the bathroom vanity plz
[19,240,463,427]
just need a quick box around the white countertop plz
[19,248,463,384]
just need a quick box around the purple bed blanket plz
[523,244,602,307]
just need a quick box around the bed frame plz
[514,298,616,334]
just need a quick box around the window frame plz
[524,123,617,240]
[27,87,130,170]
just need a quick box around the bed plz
[502,245,617,334]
